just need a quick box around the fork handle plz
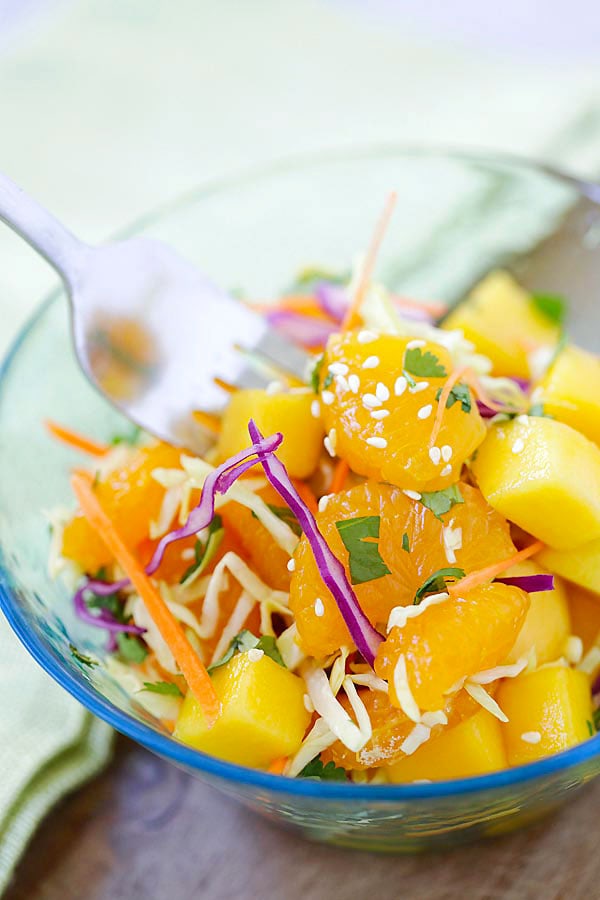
[0,171,87,289]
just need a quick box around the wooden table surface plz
[4,734,600,900]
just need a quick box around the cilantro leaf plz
[291,266,348,290]
[402,532,410,553]
[208,630,286,673]
[531,292,567,326]
[402,369,417,388]
[117,632,148,664]
[298,756,347,781]
[420,485,464,521]
[594,707,600,732]
[141,681,183,697]
[110,424,142,446]
[404,348,447,379]
[323,371,334,389]
[435,383,472,413]
[335,515,391,585]
[255,635,286,668]
[415,567,465,604]
[253,504,302,537]
[587,718,595,737]
[180,516,224,584]
[69,643,98,667]
[310,355,324,393]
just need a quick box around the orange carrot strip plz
[213,377,239,395]
[192,410,222,436]
[342,191,398,332]
[70,472,221,726]
[448,540,545,597]
[45,419,109,457]
[292,478,319,515]
[329,459,350,494]
[267,756,288,775]
[428,365,471,449]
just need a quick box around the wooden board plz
[4,735,600,900]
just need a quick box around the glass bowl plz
[2,148,600,853]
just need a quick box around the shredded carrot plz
[192,410,222,436]
[213,377,239,395]
[391,294,448,317]
[448,540,545,597]
[70,472,221,726]
[292,478,319,515]
[45,420,109,457]
[249,295,336,322]
[267,756,288,775]
[329,459,350,494]
[428,365,472,449]
[342,191,398,332]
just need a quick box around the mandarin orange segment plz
[318,331,486,491]
[375,583,529,712]
[289,480,516,658]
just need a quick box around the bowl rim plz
[2,143,600,801]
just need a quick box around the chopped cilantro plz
[415,567,465,604]
[291,266,348,290]
[404,347,447,379]
[323,371,334,390]
[253,504,302,537]
[180,516,224,583]
[311,355,324,393]
[208,630,286,673]
[69,644,98,667]
[587,718,595,737]
[111,424,142,446]
[594,708,600,732]
[435,383,472,413]
[419,485,464,521]
[298,756,347,781]
[402,369,417,388]
[117,632,148,664]
[402,532,410,553]
[531,292,567,326]
[141,681,183,697]
[335,515,391,585]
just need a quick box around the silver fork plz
[0,172,309,448]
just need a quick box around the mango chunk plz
[443,270,560,379]
[537,344,600,446]
[216,388,323,479]
[567,583,600,652]
[538,539,600,595]
[505,561,571,666]
[174,652,310,768]
[471,416,600,549]
[497,666,593,766]
[387,709,507,782]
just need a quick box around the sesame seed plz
[440,464,452,477]
[375,382,390,401]
[516,414,529,425]
[357,330,377,344]
[314,598,325,617]
[407,339,426,350]
[318,493,333,512]
[362,355,380,369]
[321,390,335,405]
[247,648,264,662]
[403,490,422,500]
[394,375,408,396]
[266,380,283,395]
[371,409,390,420]
[366,436,388,448]
[329,362,349,376]
[363,393,382,409]
[311,399,321,418]
[441,444,453,462]
[429,447,441,465]
[181,548,196,560]
[348,374,360,393]
[417,404,433,420]
[287,558,296,572]
[521,731,541,744]
[324,435,336,457]
[512,438,525,454]
[336,374,349,392]
[409,381,429,394]
[328,428,337,452]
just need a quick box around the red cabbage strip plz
[247,419,384,666]
[73,582,145,635]
[496,574,554,593]
[266,309,337,348]
[315,282,348,322]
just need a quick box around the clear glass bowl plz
[2,148,600,853]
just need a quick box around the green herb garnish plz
[180,516,224,584]
[404,347,447,379]
[335,515,391,585]
[414,567,465,604]
[323,371,334,390]
[253,504,302,537]
[69,644,98,667]
[208,630,286,673]
[402,533,410,553]
[402,369,417,388]
[311,355,324,393]
[419,485,464,521]
[116,633,148,664]
[593,708,600,732]
[111,424,142,446]
[587,719,595,737]
[298,756,347,781]
[531,292,567,326]
[435,383,472,413]
[291,266,348,290]
[141,681,183,698]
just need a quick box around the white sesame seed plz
[409,381,429,394]
[516,414,530,425]
[407,339,426,350]
[328,362,349,376]
[512,438,525,454]
[247,648,264,662]
[440,464,452,477]
[321,390,335,406]
[311,399,321,419]
[417,404,433,420]
[287,558,296,572]
[394,375,408,397]
[181,548,196,560]
[441,445,453,462]
[403,490,422,501]
[303,693,315,713]
[324,436,336,457]
[348,373,360,393]
[328,428,337,453]
[375,382,390,401]
[371,409,390,420]
[266,380,283,395]
[336,374,349,392]
[366,436,388,448]
[318,493,333,512]
[362,355,380,369]
[357,330,377,344]
[429,447,442,465]
[363,393,382,409]
[314,598,325,617]
[521,731,541,744]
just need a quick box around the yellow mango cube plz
[504,561,570,666]
[538,538,600,595]
[567,583,600,652]
[471,415,600,549]
[216,388,323,479]
[443,270,560,379]
[174,652,310,768]
[497,666,593,766]
[387,709,507,783]
[537,344,600,446]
